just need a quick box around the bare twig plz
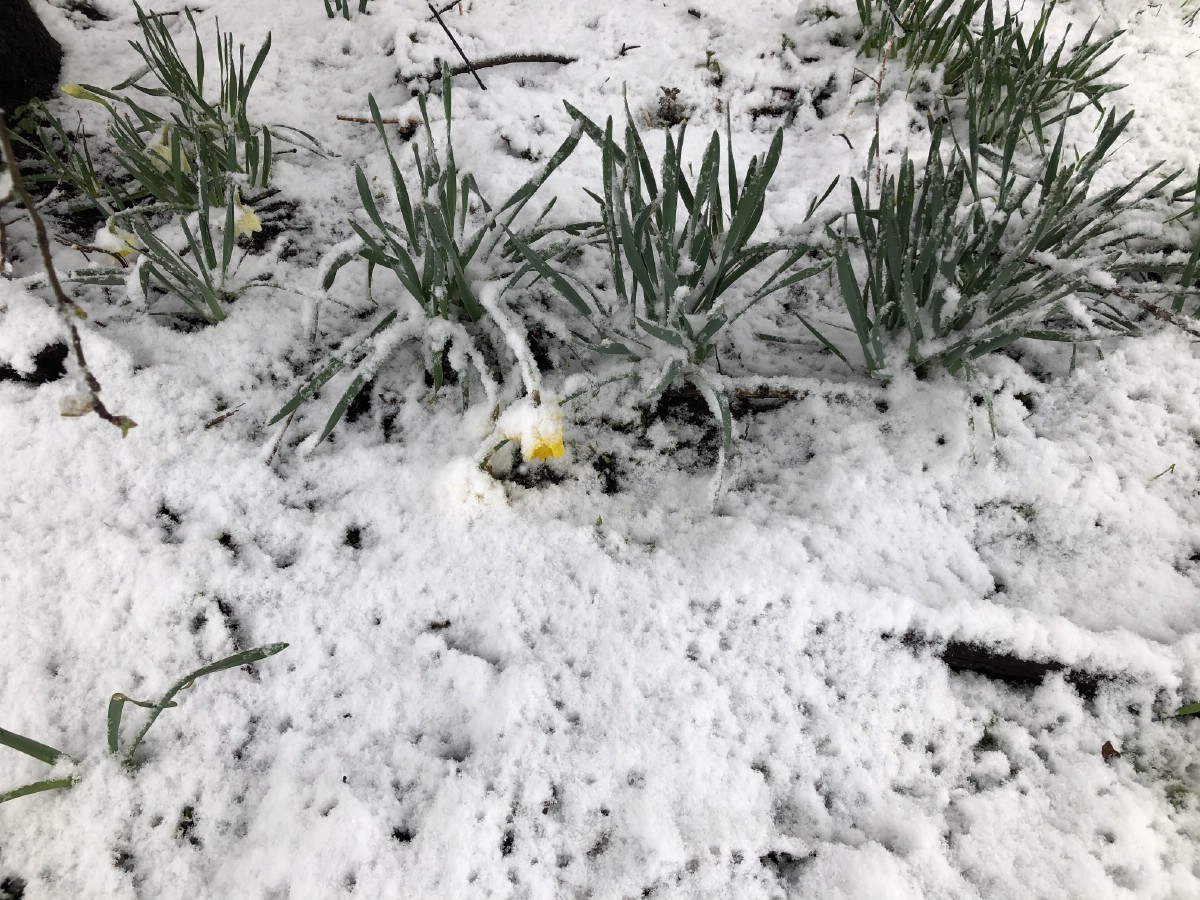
[0,114,135,436]
[204,404,243,429]
[0,175,14,277]
[425,0,459,19]
[1103,283,1200,339]
[144,6,204,19]
[406,52,577,84]
[0,208,9,279]
[427,2,486,90]
[338,115,402,125]
[54,234,129,267]
[337,115,421,131]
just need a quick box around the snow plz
[2,0,1200,897]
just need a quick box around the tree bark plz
[0,0,64,115]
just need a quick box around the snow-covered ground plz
[3,0,1200,897]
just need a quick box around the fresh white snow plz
[2,0,1200,897]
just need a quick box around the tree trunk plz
[0,0,64,115]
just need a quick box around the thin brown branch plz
[336,114,420,128]
[0,176,13,278]
[1104,282,1200,339]
[337,115,401,125]
[1023,254,1200,341]
[204,404,243,430]
[406,52,578,84]
[54,234,128,267]
[0,115,135,437]
[425,0,460,19]
[427,2,486,90]
[0,207,9,279]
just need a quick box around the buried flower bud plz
[496,395,566,462]
[61,83,109,105]
[94,217,139,259]
[146,125,191,174]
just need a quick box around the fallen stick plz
[404,52,578,84]
[337,115,404,125]
[1022,255,1200,341]
[427,2,486,90]
[1103,282,1200,340]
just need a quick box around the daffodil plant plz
[275,69,587,445]
[490,391,567,463]
[128,170,272,324]
[21,2,321,220]
[514,101,827,496]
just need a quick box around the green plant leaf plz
[0,776,77,805]
[0,728,73,766]
[108,693,178,755]
[123,643,289,764]
[271,311,398,424]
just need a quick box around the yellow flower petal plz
[497,396,567,462]
[146,125,191,174]
[234,204,262,239]
[61,83,107,104]
[96,217,139,259]
[527,433,565,460]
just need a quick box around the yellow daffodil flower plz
[94,217,139,259]
[496,396,566,462]
[526,417,565,460]
[233,192,262,239]
[146,125,191,174]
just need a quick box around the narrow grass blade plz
[0,777,77,805]
[0,728,72,765]
[503,226,595,318]
[563,101,626,164]
[271,312,398,423]
[123,643,289,763]
[108,693,178,755]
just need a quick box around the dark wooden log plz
[0,0,64,115]
[900,632,1104,700]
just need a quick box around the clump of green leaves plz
[828,112,1176,378]
[535,101,826,493]
[0,643,287,804]
[128,165,274,323]
[15,4,323,323]
[948,1,1125,150]
[24,2,291,217]
[275,69,584,442]
[855,1,1124,152]
[44,161,275,324]
[855,0,986,70]
[1112,167,1200,316]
